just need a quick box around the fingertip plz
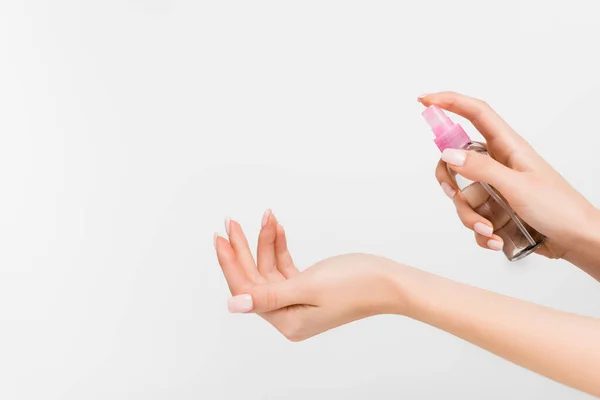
[258,213,277,243]
[487,239,504,251]
[440,182,456,199]
[269,212,285,237]
[276,223,286,238]
[224,217,231,236]
[474,232,504,252]
[420,91,480,117]
[418,91,455,106]
[474,221,494,238]
[215,234,234,258]
[214,232,232,251]
[275,223,287,249]
[441,148,467,167]
[227,218,243,238]
[261,208,272,228]
[227,294,254,313]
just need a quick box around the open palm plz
[214,210,405,341]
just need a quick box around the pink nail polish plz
[440,182,456,199]
[224,217,231,236]
[214,232,219,249]
[228,294,253,313]
[474,222,493,237]
[441,149,466,167]
[422,105,545,261]
[261,209,272,227]
[487,239,504,251]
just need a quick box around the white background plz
[2,1,600,399]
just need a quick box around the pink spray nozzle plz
[422,105,455,137]
[421,105,471,152]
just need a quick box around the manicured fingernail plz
[440,182,456,199]
[441,149,466,167]
[474,222,493,237]
[487,239,504,251]
[224,217,231,236]
[261,209,272,227]
[214,232,219,249]
[417,94,429,102]
[228,294,253,313]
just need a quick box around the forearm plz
[562,206,600,282]
[393,267,600,397]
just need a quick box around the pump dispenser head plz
[422,105,471,152]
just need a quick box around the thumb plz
[227,279,304,313]
[441,148,520,193]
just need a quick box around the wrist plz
[378,259,432,318]
[326,253,415,317]
[582,207,600,246]
[563,206,600,280]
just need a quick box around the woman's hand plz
[214,210,410,341]
[215,213,600,397]
[419,92,600,278]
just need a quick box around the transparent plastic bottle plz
[422,106,545,261]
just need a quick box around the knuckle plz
[520,171,540,186]
[444,94,458,109]
[469,99,492,123]
[472,97,491,111]
[266,271,285,283]
[250,273,267,285]
[453,199,473,229]
[476,98,490,109]
[464,151,489,171]
[462,150,480,167]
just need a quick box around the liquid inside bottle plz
[451,142,546,261]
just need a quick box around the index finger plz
[419,91,525,148]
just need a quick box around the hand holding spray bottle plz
[422,105,545,261]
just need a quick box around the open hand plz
[214,211,408,341]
